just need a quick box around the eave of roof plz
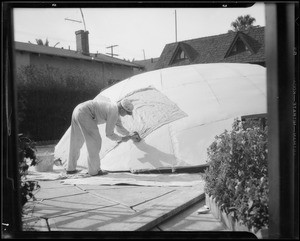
[14,41,143,69]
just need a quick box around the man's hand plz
[118,132,141,144]
[131,132,141,142]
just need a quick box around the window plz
[175,49,187,61]
[226,37,253,58]
[231,38,247,54]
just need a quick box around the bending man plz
[66,98,140,176]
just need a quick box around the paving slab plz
[77,185,176,208]
[133,185,204,211]
[33,184,87,200]
[45,204,136,231]
[32,193,117,217]
[23,216,50,231]
[96,186,205,231]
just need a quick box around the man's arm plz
[115,119,141,142]
[115,119,130,136]
[106,110,124,142]
[106,108,132,143]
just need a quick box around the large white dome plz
[54,63,267,173]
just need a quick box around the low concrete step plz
[152,198,228,231]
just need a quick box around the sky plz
[13,2,265,61]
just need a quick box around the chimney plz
[75,30,89,55]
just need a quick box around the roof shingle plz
[154,26,265,69]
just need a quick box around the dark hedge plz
[16,65,101,141]
[17,86,99,141]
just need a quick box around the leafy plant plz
[203,118,268,231]
[18,134,40,206]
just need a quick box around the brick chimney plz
[75,30,89,55]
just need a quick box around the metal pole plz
[80,8,86,31]
[175,10,177,42]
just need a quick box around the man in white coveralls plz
[66,98,141,176]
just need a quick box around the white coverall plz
[67,99,130,175]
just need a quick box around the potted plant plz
[203,118,269,239]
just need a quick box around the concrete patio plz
[20,144,255,238]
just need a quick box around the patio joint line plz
[130,189,176,209]
[37,191,88,201]
[39,203,120,219]
[87,191,134,210]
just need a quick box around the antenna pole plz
[106,45,119,57]
[175,10,178,42]
[80,8,87,31]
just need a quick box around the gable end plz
[224,32,254,58]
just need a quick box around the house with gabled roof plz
[154,26,265,70]
[14,30,143,90]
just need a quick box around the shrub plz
[16,65,100,141]
[18,134,40,206]
[203,118,268,231]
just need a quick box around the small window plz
[227,37,253,58]
[232,38,246,54]
[180,50,186,59]
[176,50,186,60]
[174,49,187,62]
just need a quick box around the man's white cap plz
[120,99,133,115]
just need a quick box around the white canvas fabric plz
[55,86,187,172]
[54,63,267,173]
[118,86,188,139]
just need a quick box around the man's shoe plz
[98,170,108,175]
[66,169,81,175]
[90,170,108,176]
